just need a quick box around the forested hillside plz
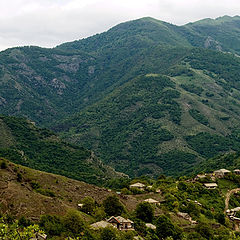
[0,16,240,177]
[0,115,123,184]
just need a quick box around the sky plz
[0,0,239,51]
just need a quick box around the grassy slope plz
[0,158,112,219]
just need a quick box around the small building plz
[177,212,197,224]
[144,198,160,206]
[30,233,47,240]
[156,189,161,194]
[129,182,146,191]
[204,183,218,189]
[194,174,206,181]
[229,216,240,231]
[147,185,153,190]
[234,169,240,175]
[77,203,84,209]
[107,216,134,231]
[214,169,231,178]
[227,207,240,216]
[146,223,156,230]
[90,220,113,229]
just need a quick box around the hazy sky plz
[0,0,239,51]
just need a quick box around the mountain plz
[1,16,239,126]
[1,16,240,177]
[56,49,240,177]
[0,115,124,184]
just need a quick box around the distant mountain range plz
[1,16,240,178]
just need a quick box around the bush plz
[156,215,183,240]
[100,227,118,240]
[103,195,124,216]
[0,160,7,169]
[81,196,96,215]
[135,202,154,223]
[39,214,63,236]
[195,223,214,239]
[17,172,22,182]
[62,210,85,237]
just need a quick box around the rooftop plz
[144,198,159,204]
[130,182,145,188]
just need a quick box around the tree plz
[103,195,124,216]
[156,215,183,240]
[81,196,96,215]
[135,202,154,223]
[39,214,63,236]
[195,223,213,240]
[62,210,85,237]
[100,227,118,240]
[0,217,45,240]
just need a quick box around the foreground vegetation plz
[2,157,240,239]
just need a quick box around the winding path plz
[224,188,240,213]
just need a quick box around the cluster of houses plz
[87,183,162,232]
[90,215,158,232]
[129,182,161,193]
[226,207,240,231]
[194,168,240,189]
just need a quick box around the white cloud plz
[0,0,239,51]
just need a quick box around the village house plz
[156,189,161,194]
[177,212,197,224]
[90,220,113,229]
[77,203,83,209]
[229,216,240,231]
[144,198,160,206]
[204,183,218,189]
[234,169,240,175]
[146,223,156,230]
[129,182,146,191]
[226,207,240,216]
[194,174,206,181]
[214,169,231,178]
[146,185,153,190]
[30,233,47,240]
[107,216,134,231]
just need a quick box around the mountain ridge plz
[1,16,240,178]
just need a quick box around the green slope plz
[1,16,240,178]
[184,15,240,53]
[0,16,240,127]
[55,48,240,177]
[0,115,123,184]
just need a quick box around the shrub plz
[156,215,183,240]
[103,195,124,216]
[135,202,154,223]
[81,196,96,215]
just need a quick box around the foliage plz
[180,84,204,96]
[62,210,85,237]
[80,197,96,215]
[103,195,124,216]
[0,217,45,240]
[155,215,183,240]
[100,227,118,240]
[135,202,154,223]
[189,109,209,126]
[39,214,63,236]
[0,115,119,185]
